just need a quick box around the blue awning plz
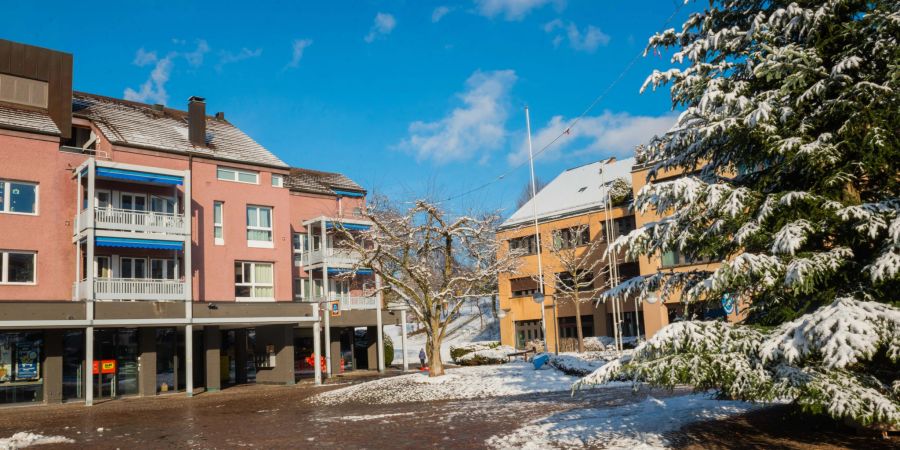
[96,236,184,251]
[325,222,371,231]
[327,268,373,275]
[333,189,365,198]
[96,167,183,186]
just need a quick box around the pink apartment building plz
[0,39,398,407]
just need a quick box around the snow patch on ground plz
[312,362,620,405]
[485,394,758,449]
[321,412,417,422]
[0,432,74,449]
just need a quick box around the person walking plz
[418,348,427,370]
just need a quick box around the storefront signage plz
[15,343,39,380]
[0,337,11,382]
[100,360,116,374]
[92,361,100,375]
[330,301,340,317]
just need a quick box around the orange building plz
[497,158,643,351]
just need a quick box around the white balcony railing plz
[74,278,187,301]
[304,247,363,267]
[75,207,187,235]
[306,295,379,310]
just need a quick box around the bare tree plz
[536,223,608,353]
[337,197,521,376]
[516,177,548,208]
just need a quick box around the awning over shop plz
[96,236,184,251]
[333,189,365,198]
[96,167,184,186]
[325,222,371,231]
[327,267,373,275]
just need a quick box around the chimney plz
[188,96,206,147]
[215,111,225,120]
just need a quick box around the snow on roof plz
[502,157,635,229]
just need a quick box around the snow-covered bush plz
[549,353,612,377]
[450,341,514,366]
[587,0,900,430]
[583,336,640,352]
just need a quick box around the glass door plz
[62,330,84,401]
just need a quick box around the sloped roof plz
[0,103,60,135]
[501,157,634,229]
[72,92,288,168]
[286,167,365,196]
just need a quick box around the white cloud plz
[133,48,158,67]
[216,47,263,70]
[183,39,210,67]
[474,0,563,21]
[365,13,397,43]
[544,19,609,52]
[398,70,518,164]
[432,6,451,22]
[507,111,677,165]
[286,39,313,69]
[124,52,174,105]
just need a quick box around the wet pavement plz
[0,374,669,449]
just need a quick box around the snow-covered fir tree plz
[580,0,900,430]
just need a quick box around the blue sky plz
[7,0,694,216]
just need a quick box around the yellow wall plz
[630,164,745,337]
[497,206,641,350]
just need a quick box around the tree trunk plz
[427,332,444,377]
[574,296,584,353]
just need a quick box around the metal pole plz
[525,106,548,352]
[312,308,322,386]
[375,275,385,372]
[400,309,408,371]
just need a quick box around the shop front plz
[0,331,43,405]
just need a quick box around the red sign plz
[100,359,116,374]
[92,361,99,375]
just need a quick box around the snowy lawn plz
[486,393,759,449]
[0,432,73,449]
[313,362,624,405]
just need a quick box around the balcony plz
[75,207,187,236]
[302,295,379,310]
[75,278,187,301]
[304,247,363,268]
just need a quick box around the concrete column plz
[324,304,332,377]
[366,326,378,370]
[185,325,193,397]
[329,330,341,375]
[204,326,221,392]
[138,328,157,397]
[375,277,384,372]
[234,329,248,385]
[43,330,64,404]
[312,320,321,385]
[400,309,408,371]
[84,326,94,406]
[253,325,295,385]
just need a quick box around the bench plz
[506,349,536,362]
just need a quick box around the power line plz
[438,3,686,205]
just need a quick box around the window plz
[294,278,311,299]
[246,206,273,246]
[271,174,284,188]
[508,235,539,255]
[0,180,38,214]
[552,226,590,249]
[556,271,594,291]
[150,259,177,280]
[660,249,713,268]
[235,262,274,300]
[150,196,176,214]
[1,251,36,284]
[612,216,636,238]
[95,256,111,279]
[0,74,48,108]
[292,233,308,252]
[509,277,539,297]
[213,201,224,245]
[120,258,147,279]
[217,167,259,184]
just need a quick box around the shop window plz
[0,332,44,404]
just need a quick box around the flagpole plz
[525,106,548,353]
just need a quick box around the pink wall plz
[0,130,87,301]
[191,158,293,302]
